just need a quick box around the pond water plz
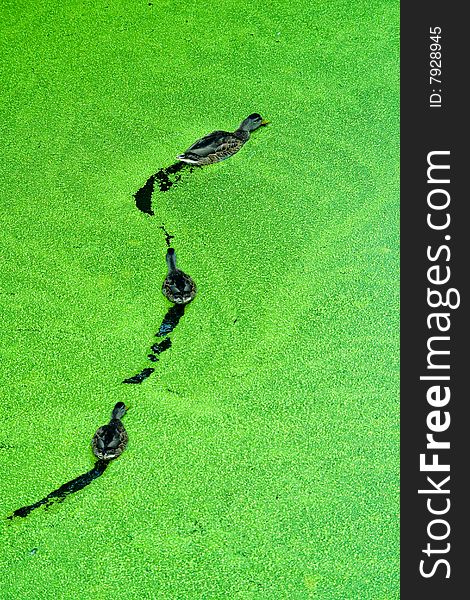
[1,1,399,597]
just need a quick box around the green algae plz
[1,0,399,598]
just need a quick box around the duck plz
[176,113,269,166]
[92,402,128,461]
[162,247,197,305]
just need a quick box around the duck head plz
[238,113,269,132]
[111,402,127,420]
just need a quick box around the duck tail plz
[176,152,199,165]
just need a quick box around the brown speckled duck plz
[92,403,128,461]
[176,113,269,166]
[162,248,197,305]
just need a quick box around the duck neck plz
[166,249,178,274]
[234,128,250,142]
[111,402,126,420]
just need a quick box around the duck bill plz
[260,119,270,126]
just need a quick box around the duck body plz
[176,114,268,166]
[92,402,128,461]
[162,248,197,304]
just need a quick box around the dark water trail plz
[155,162,187,192]
[158,224,175,247]
[7,460,108,520]
[134,162,194,215]
[122,304,185,383]
[156,304,185,337]
[134,174,156,215]
[148,337,172,361]
[122,367,155,384]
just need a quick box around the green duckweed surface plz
[0,0,399,598]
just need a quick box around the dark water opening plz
[158,224,175,247]
[122,304,185,383]
[7,459,108,520]
[134,162,193,216]
[149,336,172,361]
[156,304,185,336]
[122,367,155,384]
[134,174,156,215]
[155,162,188,192]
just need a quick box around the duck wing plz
[170,270,191,291]
[184,130,232,156]
[95,423,121,449]
[93,426,107,450]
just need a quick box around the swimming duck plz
[92,402,128,461]
[162,247,197,304]
[176,113,269,166]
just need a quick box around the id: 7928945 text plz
[429,26,442,108]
